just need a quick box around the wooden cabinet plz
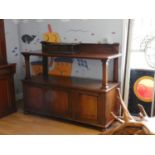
[0,19,16,117]
[0,19,7,65]
[22,42,121,129]
[76,92,98,121]
[0,64,16,117]
[46,88,71,117]
[23,84,45,114]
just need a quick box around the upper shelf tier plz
[22,51,122,60]
[43,41,121,60]
[21,42,121,89]
[22,42,121,60]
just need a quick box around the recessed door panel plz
[76,92,98,122]
[0,79,11,113]
[46,89,70,117]
[25,86,44,112]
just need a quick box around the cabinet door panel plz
[46,89,70,117]
[105,88,120,124]
[0,79,11,114]
[24,86,45,113]
[75,92,99,123]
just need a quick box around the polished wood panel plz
[102,60,109,89]
[41,41,120,54]
[24,86,45,113]
[0,19,7,64]
[23,75,118,93]
[104,88,120,127]
[76,93,98,121]
[0,64,16,117]
[22,50,121,60]
[113,58,119,82]
[46,89,70,117]
[0,79,11,113]
[23,78,119,128]
[0,19,16,118]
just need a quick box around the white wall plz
[4,19,128,100]
[4,20,23,100]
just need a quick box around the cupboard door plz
[104,87,120,125]
[0,79,12,115]
[24,85,45,114]
[0,65,16,117]
[74,91,100,124]
[46,88,71,118]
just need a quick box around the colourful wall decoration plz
[4,19,125,99]
[11,46,18,56]
[133,76,154,102]
[77,59,88,70]
[128,69,154,116]
[31,61,43,76]
[43,24,61,43]
[42,24,72,77]
[21,34,36,44]
[48,57,73,77]
[31,57,73,77]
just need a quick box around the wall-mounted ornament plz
[128,69,154,116]
[21,34,36,44]
[43,24,61,43]
[11,46,19,56]
[77,59,88,70]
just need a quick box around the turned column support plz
[43,55,48,78]
[24,54,31,79]
[113,58,119,82]
[102,59,109,89]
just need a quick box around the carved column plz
[24,54,31,79]
[102,59,109,89]
[113,58,119,82]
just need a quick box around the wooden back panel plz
[41,41,119,54]
[0,19,7,65]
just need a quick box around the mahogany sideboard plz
[0,19,7,65]
[0,64,16,117]
[22,42,122,129]
[0,19,17,117]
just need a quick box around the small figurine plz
[43,24,61,43]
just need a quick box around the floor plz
[0,100,101,135]
[0,100,118,135]
[0,112,102,135]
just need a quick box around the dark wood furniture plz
[22,42,121,129]
[0,64,16,117]
[0,19,16,117]
[0,19,7,65]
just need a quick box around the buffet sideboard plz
[22,42,121,129]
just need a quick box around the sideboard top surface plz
[22,42,121,60]
[23,75,119,93]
